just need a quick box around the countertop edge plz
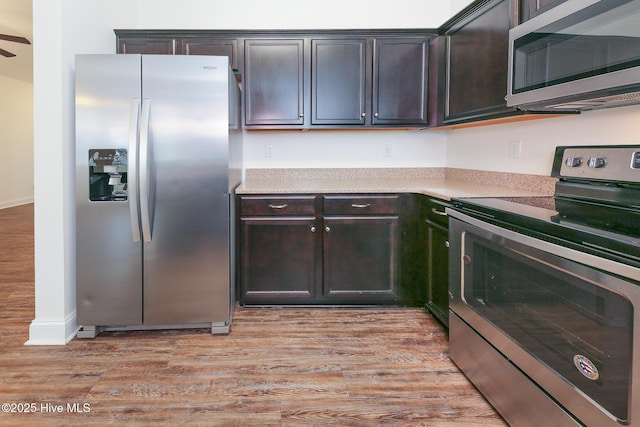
[236,167,557,200]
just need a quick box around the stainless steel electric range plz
[447,145,640,426]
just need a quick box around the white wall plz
[0,76,33,208]
[29,0,136,344]
[243,131,446,169]
[447,105,640,175]
[134,0,455,29]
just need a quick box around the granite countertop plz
[236,168,557,200]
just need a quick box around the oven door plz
[448,210,640,426]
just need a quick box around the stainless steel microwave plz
[507,0,640,111]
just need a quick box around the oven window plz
[464,238,633,421]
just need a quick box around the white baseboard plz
[25,311,78,345]
[0,197,34,210]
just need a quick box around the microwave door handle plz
[139,98,152,243]
[128,98,141,242]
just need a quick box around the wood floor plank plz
[0,204,506,426]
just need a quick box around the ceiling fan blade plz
[0,47,16,58]
[0,34,31,45]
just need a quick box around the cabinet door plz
[179,38,239,70]
[117,37,175,54]
[372,37,428,125]
[520,0,568,22]
[240,217,317,304]
[323,216,399,304]
[244,39,305,126]
[444,0,514,124]
[426,219,449,327]
[311,39,368,125]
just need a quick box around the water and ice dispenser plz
[88,149,128,201]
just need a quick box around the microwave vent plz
[548,91,640,111]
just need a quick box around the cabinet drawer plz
[323,195,399,215]
[239,195,316,216]
[425,198,451,226]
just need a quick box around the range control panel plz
[553,145,640,183]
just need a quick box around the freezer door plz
[140,55,231,325]
[75,54,143,326]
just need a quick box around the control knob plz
[565,157,582,167]
[587,157,606,168]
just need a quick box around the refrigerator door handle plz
[139,98,153,243]
[128,98,141,242]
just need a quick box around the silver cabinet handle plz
[128,98,141,243]
[374,112,379,117]
[352,203,371,208]
[445,240,450,248]
[325,226,330,232]
[268,204,288,209]
[311,226,316,233]
[361,112,366,117]
[299,113,304,118]
[431,208,448,217]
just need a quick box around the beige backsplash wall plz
[243,129,448,169]
[446,104,640,176]
[243,104,640,176]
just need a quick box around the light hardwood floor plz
[0,204,506,426]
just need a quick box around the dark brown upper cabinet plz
[115,29,433,129]
[178,38,239,70]
[308,36,429,128]
[519,0,568,23]
[244,39,305,127]
[373,37,429,126]
[439,0,519,125]
[428,0,571,128]
[311,39,368,125]
[117,36,176,55]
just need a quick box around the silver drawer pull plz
[351,203,371,208]
[431,208,448,217]
[268,204,288,209]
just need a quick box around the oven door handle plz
[431,207,448,217]
[448,209,640,282]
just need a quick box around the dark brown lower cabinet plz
[323,215,399,304]
[240,217,317,303]
[238,195,318,305]
[424,197,451,328]
[238,194,400,305]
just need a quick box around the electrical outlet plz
[508,141,522,159]
[264,145,273,158]
[383,144,392,157]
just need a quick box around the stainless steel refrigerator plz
[75,54,242,338]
